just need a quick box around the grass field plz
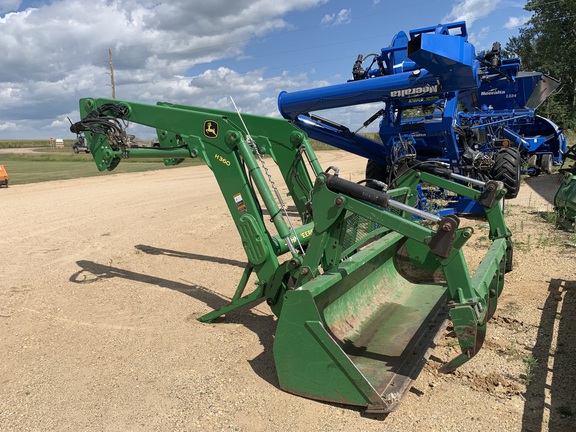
[2,159,201,186]
[0,138,340,186]
[0,149,202,186]
[0,130,573,186]
[0,139,75,148]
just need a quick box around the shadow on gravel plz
[70,259,281,389]
[523,173,563,207]
[134,244,246,268]
[521,278,576,432]
[71,259,232,309]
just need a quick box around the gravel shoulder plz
[1,151,575,431]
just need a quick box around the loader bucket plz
[274,232,449,414]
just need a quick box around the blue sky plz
[0,0,531,139]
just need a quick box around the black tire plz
[73,146,79,154]
[365,159,389,190]
[492,147,521,199]
[540,153,553,174]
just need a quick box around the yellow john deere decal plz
[204,120,218,138]
[214,153,231,166]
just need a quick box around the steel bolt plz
[442,223,452,232]
[290,132,303,145]
[335,197,344,206]
[300,267,310,276]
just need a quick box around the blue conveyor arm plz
[278,31,481,121]
[278,69,437,120]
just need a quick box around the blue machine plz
[278,22,565,209]
[459,64,566,175]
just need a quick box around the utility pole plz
[109,48,116,99]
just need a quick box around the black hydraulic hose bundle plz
[70,103,130,150]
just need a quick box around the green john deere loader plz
[71,98,513,414]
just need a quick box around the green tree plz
[505,0,576,127]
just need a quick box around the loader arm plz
[74,97,320,318]
[73,97,512,414]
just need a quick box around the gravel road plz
[1,151,574,431]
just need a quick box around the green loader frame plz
[72,98,513,414]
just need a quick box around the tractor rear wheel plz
[492,147,521,199]
[365,159,389,190]
[540,153,553,174]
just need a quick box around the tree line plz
[505,0,576,129]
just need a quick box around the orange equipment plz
[0,165,9,188]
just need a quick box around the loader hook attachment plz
[440,323,487,373]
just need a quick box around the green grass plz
[0,137,345,186]
[1,154,203,185]
[2,152,95,162]
[0,151,178,162]
[565,129,575,146]
[523,354,539,385]
[0,139,75,149]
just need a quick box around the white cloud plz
[320,14,332,25]
[0,121,16,131]
[505,15,531,29]
[321,9,351,26]
[443,0,500,27]
[0,63,330,139]
[0,0,330,138]
[467,26,491,50]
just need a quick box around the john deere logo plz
[204,120,218,138]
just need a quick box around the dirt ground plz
[1,150,575,431]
